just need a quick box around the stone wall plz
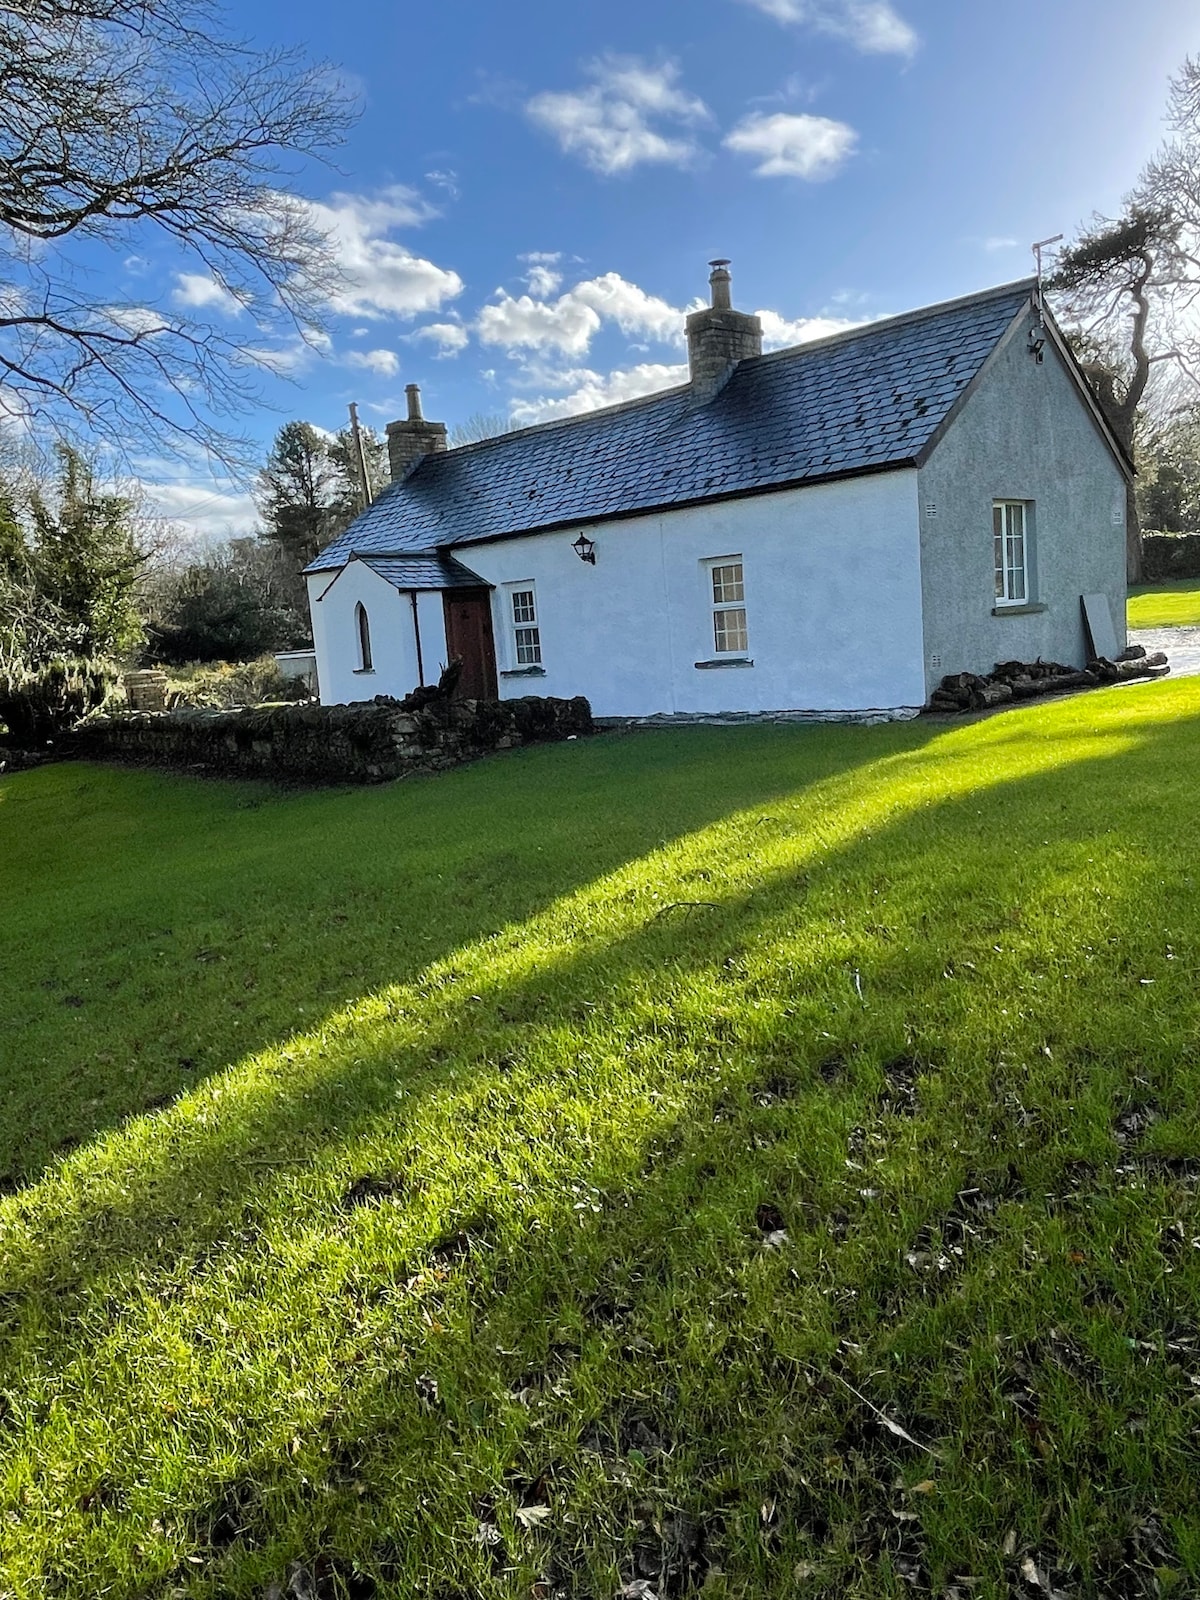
[76,694,593,783]
[1142,532,1200,582]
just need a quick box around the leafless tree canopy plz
[0,0,355,463]
[1050,57,1200,577]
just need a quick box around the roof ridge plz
[423,278,1035,463]
[740,277,1036,373]
[430,376,692,460]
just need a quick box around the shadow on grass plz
[0,722,932,1183]
[4,690,1200,1595]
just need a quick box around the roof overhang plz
[312,550,488,600]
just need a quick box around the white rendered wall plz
[309,561,447,705]
[461,471,925,718]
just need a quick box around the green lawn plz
[1128,580,1200,628]
[2,686,1200,1598]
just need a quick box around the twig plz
[652,900,719,920]
[827,1369,942,1457]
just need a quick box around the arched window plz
[355,602,373,671]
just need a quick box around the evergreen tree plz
[254,420,388,628]
[28,447,147,660]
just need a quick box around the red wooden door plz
[442,589,498,700]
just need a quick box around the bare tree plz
[1051,207,1182,581]
[0,0,355,464]
[449,412,517,447]
[1052,57,1200,581]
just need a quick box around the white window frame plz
[993,500,1031,606]
[705,555,749,655]
[504,581,542,668]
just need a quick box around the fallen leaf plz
[911,1479,937,1495]
[515,1505,552,1529]
[1020,1555,1049,1590]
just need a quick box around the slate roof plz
[307,280,1038,576]
[357,554,486,590]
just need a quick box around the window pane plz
[994,502,1029,602]
[515,626,542,665]
[714,606,748,653]
[712,562,744,604]
[1006,507,1025,601]
[511,590,536,624]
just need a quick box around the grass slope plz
[1128,581,1200,629]
[2,688,1200,1598]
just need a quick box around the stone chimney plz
[686,260,763,402]
[386,384,448,482]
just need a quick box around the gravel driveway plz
[1129,626,1200,679]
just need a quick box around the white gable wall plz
[460,470,926,718]
[309,561,441,705]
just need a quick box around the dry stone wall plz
[76,694,593,783]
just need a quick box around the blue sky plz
[123,0,1196,541]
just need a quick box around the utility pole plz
[348,402,374,510]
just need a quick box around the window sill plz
[500,665,546,678]
[992,602,1046,617]
[694,656,754,669]
[352,667,375,675]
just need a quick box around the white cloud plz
[521,251,565,296]
[725,112,857,179]
[526,56,710,175]
[345,347,400,378]
[570,273,696,343]
[425,169,460,199]
[509,361,688,426]
[478,291,601,357]
[739,0,917,55]
[756,308,859,348]
[137,480,258,547]
[304,186,464,320]
[983,235,1020,252]
[412,321,470,356]
[238,331,330,377]
[478,271,693,357]
[99,304,170,337]
[172,272,243,316]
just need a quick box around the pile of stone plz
[928,645,1169,713]
[122,669,168,712]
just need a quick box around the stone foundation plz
[76,694,593,783]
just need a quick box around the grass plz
[2,685,1200,1598]
[1128,580,1200,628]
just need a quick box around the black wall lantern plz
[573,532,597,564]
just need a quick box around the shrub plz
[1141,531,1200,581]
[0,657,117,744]
[164,655,310,710]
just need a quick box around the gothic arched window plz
[355,602,373,671]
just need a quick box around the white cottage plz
[305,265,1131,719]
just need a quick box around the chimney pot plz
[686,259,762,403]
[709,258,732,310]
[405,383,424,422]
